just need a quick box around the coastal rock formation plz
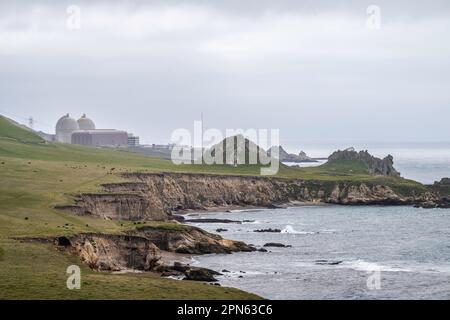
[328,148,400,177]
[156,262,221,282]
[52,228,253,280]
[128,225,255,254]
[263,243,292,248]
[327,184,407,205]
[56,192,169,221]
[120,172,323,212]
[55,233,161,271]
[268,146,317,163]
[254,228,282,233]
[435,177,450,186]
[57,172,448,220]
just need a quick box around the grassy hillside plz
[0,116,44,144]
[0,116,425,299]
[0,117,262,300]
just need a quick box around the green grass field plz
[0,115,425,299]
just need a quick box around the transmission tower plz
[28,117,34,129]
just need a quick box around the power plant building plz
[127,133,140,147]
[55,114,79,143]
[55,113,138,147]
[71,130,128,146]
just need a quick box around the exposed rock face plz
[327,184,407,205]
[53,232,236,281]
[156,262,221,282]
[58,172,447,220]
[183,267,221,282]
[128,225,255,254]
[56,234,161,271]
[120,172,324,212]
[328,148,400,177]
[56,192,168,221]
[268,146,317,163]
[435,177,450,186]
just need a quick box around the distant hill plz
[267,146,317,163]
[0,115,45,144]
[203,135,269,165]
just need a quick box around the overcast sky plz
[1,0,449,149]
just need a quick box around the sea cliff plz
[57,172,449,221]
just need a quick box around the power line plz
[0,109,54,129]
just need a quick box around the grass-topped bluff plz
[0,115,437,299]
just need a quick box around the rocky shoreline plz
[56,172,450,220]
[21,224,258,283]
[50,172,450,284]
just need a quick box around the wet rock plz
[254,228,281,233]
[172,262,189,272]
[416,202,437,209]
[263,242,292,248]
[171,215,185,222]
[183,267,221,282]
[315,260,343,265]
[216,228,228,233]
[185,218,241,224]
[267,204,287,209]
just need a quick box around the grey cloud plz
[0,0,449,146]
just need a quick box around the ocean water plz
[189,206,450,299]
[186,146,450,299]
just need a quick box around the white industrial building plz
[55,114,138,147]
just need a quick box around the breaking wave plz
[281,225,315,235]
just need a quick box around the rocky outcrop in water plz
[268,146,317,163]
[328,148,400,177]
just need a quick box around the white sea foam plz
[221,270,265,278]
[342,260,450,273]
[281,225,315,234]
[342,259,412,272]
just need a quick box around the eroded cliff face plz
[52,227,255,278]
[117,173,417,209]
[57,172,444,221]
[57,192,168,221]
[118,173,318,212]
[56,234,161,271]
[327,184,406,205]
